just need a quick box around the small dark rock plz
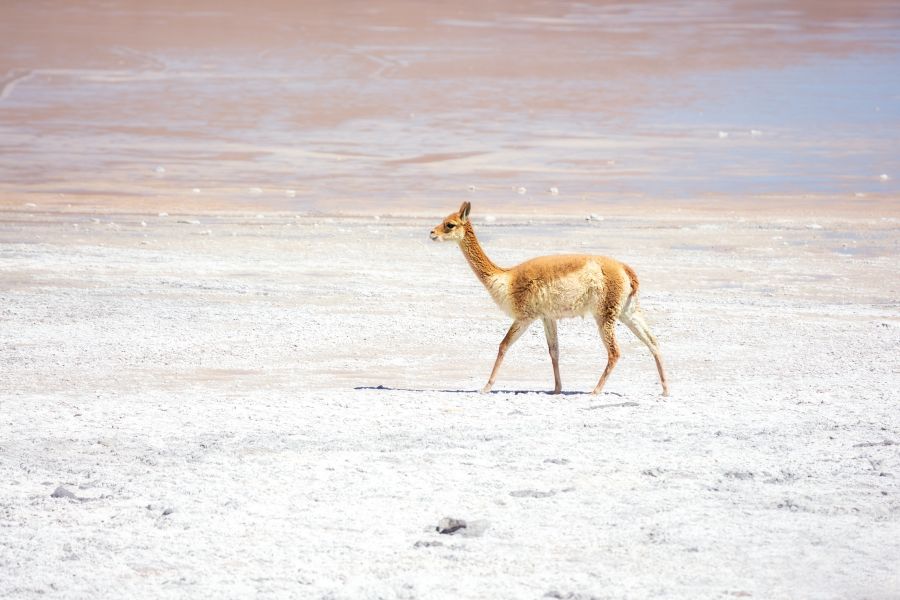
[777,498,801,512]
[544,458,570,465]
[162,507,175,516]
[436,517,467,534]
[414,540,444,548]
[51,486,77,500]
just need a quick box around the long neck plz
[458,223,504,285]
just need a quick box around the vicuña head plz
[431,201,669,396]
[430,201,471,242]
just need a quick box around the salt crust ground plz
[1,207,898,599]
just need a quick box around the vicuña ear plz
[458,201,471,223]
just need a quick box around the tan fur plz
[431,201,669,396]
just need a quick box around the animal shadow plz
[355,385,594,397]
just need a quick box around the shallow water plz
[1,0,898,213]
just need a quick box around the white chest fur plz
[484,273,515,317]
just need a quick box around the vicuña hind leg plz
[620,309,670,396]
[482,318,533,394]
[542,318,562,394]
[591,311,620,395]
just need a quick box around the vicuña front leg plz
[481,318,533,394]
[542,318,562,394]
[591,311,620,395]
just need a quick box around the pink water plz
[1,1,898,214]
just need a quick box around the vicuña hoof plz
[480,384,492,394]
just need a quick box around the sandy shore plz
[1,202,898,599]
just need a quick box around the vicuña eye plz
[446,223,456,229]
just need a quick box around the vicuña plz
[430,201,669,396]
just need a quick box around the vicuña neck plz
[459,224,505,284]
